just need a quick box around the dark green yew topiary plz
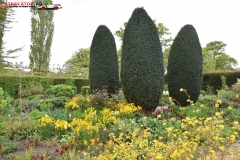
[167,24,203,106]
[121,7,164,110]
[89,25,119,94]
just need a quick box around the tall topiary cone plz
[89,25,119,94]
[121,7,164,110]
[167,24,203,106]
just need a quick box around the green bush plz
[217,89,234,99]
[89,25,119,95]
[44,84,77,97]
[81,86,90,96]
[40,101,54,112]
[167,24,203,106]
[121,7,164,110]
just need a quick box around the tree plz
[64,48,90,78]
[89,25,119,94]
[29,0,54,75]
[167,24,203,106]
[202,48,216,73]
[203,41,238,71]
[115,20,172,72]
[121,7,164,110]
[163,47,170,73]
[0,2,24,69]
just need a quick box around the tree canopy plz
[203,41,238,72]
[64,48,90,78]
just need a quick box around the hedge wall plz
[0,76,89,98]
[165,71,240,93]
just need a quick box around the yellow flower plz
[233,121,239,125]
[228,106,233,110]
[215,103,219,108]
[218,146,225,151]
[90,139,95,145]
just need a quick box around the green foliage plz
[217,90,234,99]
[121,7,164,110]
[75,78,89,94]
[20,82,44,98]
[81,86,90,96]
[65,78,75,86]
[0,76,54,98]
[64,48,90,78]
[29,1,54,75]
[40,101,54,112]
[89,25,119,95]
[29,109,43,120]
[167,24,203,106]
[203,41,238,71]
[223,108,240,122]
[48,108,73,123]
[45,84,77,97]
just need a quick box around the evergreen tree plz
[121,7,164,110]
[29,0,54,75]
[89,25,119,94]
[167,24,203,106]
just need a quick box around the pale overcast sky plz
[3,0,240,68]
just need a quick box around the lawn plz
[0,82,240,160]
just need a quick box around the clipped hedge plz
[81,86,90,96]
[75,79,90,94]
[0,76,90,98]
[0,76,54,98]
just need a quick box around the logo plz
[0,1,62,10]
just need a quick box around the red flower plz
[56,148,59,152]
[39,156,44,160]
[60,150,64,156]
[62,145,65,149]
[64,146,69,151]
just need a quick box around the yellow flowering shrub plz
[113,102,142,115]
[68,118,99,149]
[38,114,54,127]
[65,95,91,110]
[94,114,239,160]
[65,96,79,110]
[100,108,118,128]
[37,114,55,139]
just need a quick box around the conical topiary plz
[121,7,164,110]
[89,25,119,94]
[167,24,203,106]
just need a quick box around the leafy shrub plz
[29,109,43,120]
[121,7,164,110]
[20,82,44,98]
[90,86,110,106]
[81,86,90,96]
[45,84,77,97]
[217,89,234,99]
[40,101,54,112]
[167,24,202,106]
